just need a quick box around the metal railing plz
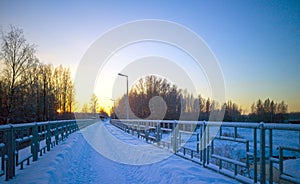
[111,119,300,184]
[0,119,96,181]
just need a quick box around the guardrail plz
[0,119,97,181]
[111,119,300,184]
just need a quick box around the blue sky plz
[0,0,299,112]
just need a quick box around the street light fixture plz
[118,73,129,119]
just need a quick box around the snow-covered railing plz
[111,119,300,184]
[0,120,83,181]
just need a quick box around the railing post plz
[156,122,161,144]
[65,122,69,138]
[55,123,59,145]
[253,128,258,183]
[61,123,65,141]
[31,123,39,161]
[46,122,51,151]
[203,121,207,167]
[145,123,149,142]
[206,124,210,165]
[5,124,15,180]
[269,129,273,184]
[1,144,4,174]
[196,132,200,153]
[199,123,203,163]
[131,122,134,135]
[172,121,179,153]
[71,120,75,133]
[75,120,79,131]
[259,122,266,184]
[299,131,300,150]
[279,147,283,175]
[246,140,250,177]
[137,121,140,138]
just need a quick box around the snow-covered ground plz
[273,158,300,180]
[5,120,239,184]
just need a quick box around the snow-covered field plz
[5,120,239,184]
[177,125,300,157]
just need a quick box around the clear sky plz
[1,0,299,113]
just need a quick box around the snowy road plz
[6,121,239,184]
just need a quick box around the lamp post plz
[118,73,129,119]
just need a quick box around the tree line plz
[113,75,290,123]
[249,99,288,123]
[0,26,293,124]
[0,26,75,124]
[80,93,107,116]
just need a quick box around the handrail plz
[0,119,97,181]
[111,119,300,184]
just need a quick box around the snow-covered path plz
[6,121,239,184]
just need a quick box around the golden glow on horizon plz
[93,95,300,115]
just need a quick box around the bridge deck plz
[4,121,238,184]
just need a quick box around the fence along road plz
[0,119,97,181]
[111,119,300,184]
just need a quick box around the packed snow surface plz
[6,120,239,184]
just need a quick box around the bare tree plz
[0,26,38,123]
[205,98,211,120]
[127,75,181,120]
[223,100,242,122]
[90,93,99,114]
[81,103,89,113]
[39,64,55,121]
